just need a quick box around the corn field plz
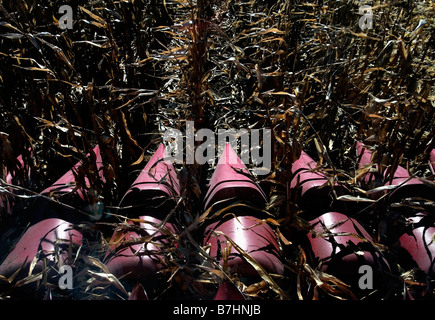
[0,0,434,301]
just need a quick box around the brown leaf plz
[79,6,108,27]
[212,230,289,299]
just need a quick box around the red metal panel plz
[203,143,282,280]
[290,150,344,211]
[119,143,180,216]
[290,150,329,195]
[356,141,431,201]
[399,213,435,276]
[128,283,149,300]
[104,215,176,280]
[429,149,435,175]
[213,280,245,300]
[5,154,26,186]
[386,164,423,188]
[308,212,373,266]
[204,216,284,277]
[40,145,104,202]
[0,218,83,278]
[105,144,180,280]
[203,143,267,210]
[307,212,390,284]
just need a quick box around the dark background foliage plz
[0,0,434,300]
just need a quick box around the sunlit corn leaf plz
[337,195,378,203]
[365,184,399,195]
[244,280,268,296]
[79,6,108,28]
[86,270,128,296]
[14,271,44,288]
[11,64,55,75]
[0,33,24,40]
[36,37,75,71]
